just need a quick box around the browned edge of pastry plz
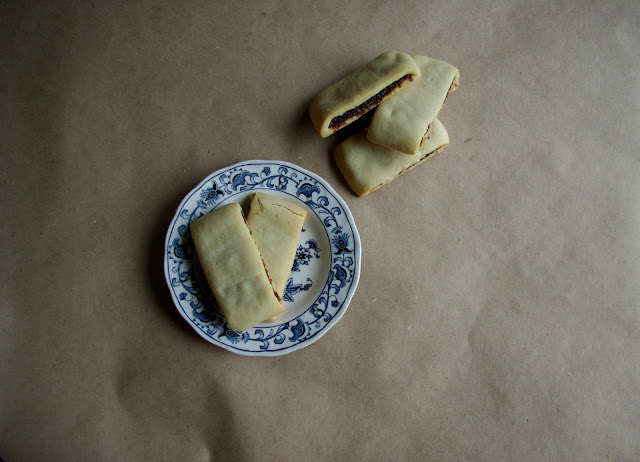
[367,145,447,196]
[419,124,432,148]
[442,77,458,107]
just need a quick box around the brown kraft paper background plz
[1,0,639,460]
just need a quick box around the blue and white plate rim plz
[163,159,361,356]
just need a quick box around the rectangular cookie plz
[366,55,459,154]
[309,51,420,138]
[246,193,307,303]
[190,202,284,331]
[334,118,449,197]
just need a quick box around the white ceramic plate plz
[164,160,361,356]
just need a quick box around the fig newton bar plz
[309,51,420,138]
[246,192,307,301]
[190,202,284,331]
[334,118,449,197]
[367,55,459,154]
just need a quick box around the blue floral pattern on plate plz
[164,160,361,356]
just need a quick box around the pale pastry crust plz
[309,51,420,138]
[367,55,459,154]
[246,193,307,303]
[334,118,449,197]
[190,202,284,331]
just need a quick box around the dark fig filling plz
[328,74,413,130]
[419,124,431,147]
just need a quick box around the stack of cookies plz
[309,51,459,196]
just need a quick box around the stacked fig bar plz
[310,51,459,196]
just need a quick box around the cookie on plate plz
[246,193,307,322]
[190,202,284,331]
